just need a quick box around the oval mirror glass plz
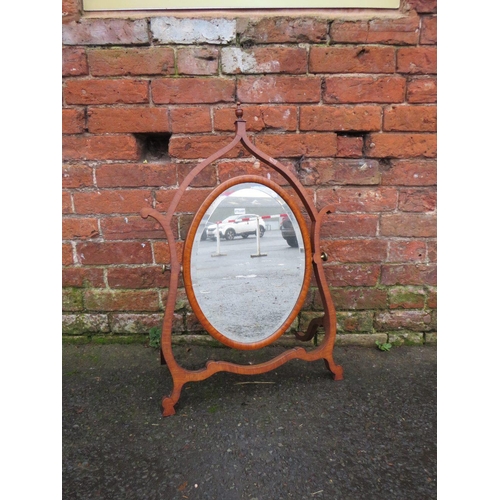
[186,181,310,347]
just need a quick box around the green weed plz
[375,340,392,352]
[149,326,161,349]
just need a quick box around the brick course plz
[62,2,437,344]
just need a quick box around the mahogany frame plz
[183,174,313,350]
[141,105,343,416]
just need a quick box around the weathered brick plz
[238,17,328,44]
[388,331,425,346]
[177,163,218,187]
[107,266,167,289]
[62,19,149,45]
[381,213,437,237]
[62,0,80,24]
[427,288,437,308]
[168,313,187,333]
[420,15,437,45]
[62,218,99,240]
[214,105,297,132]
[217,160,288,186]
[337,135,364,158]
[388,286,426,309]
[407,77,437,103]
[324,76,406,104]
[425,332,437,344]
[336,311,374,332]
[320,214,379,237]
[427,240,437,263]
[63,165,93,189]
[330,288,388,310]
[151,17,236,45]
[324,264,381,287]
[62,268,105,288]
[62,47,88,76]
[64,79,148,105]
[83,289,159,312]
[398,188,437,212]
[153,241,185,265]
[152,78,234,104]
[374,310,433,331]
[397,47,437,74]
[330,14,420,45]
[407,0,437,14]
[87,107,170,134]
[73,189,152,214]
[365,133,437,158]
[77,241,152,265]
[383,105,436,132]
[109,313,164,334]
[101,216,166,241]
[63,108,85,134]
[317,187,398,212]
[387,240,427,262]
[255,133,337,158]
[381,264,437,285]
[62,192,73,214]
[63,288,84,311]
[238,76,321,104]
[62,135,140,161]
[298,159,381,186]
[156,188,214,213]
[63,243,74,266]
[170,107,212,134]
[177,214,197,241]
[309,46,396,74]
[185,313,204,333]
[222,47,307,74]
[300,105,381,133]
[169,135,247,159]
[88,47,175,76]
[62,314,110,335]
[321,239,388,263]
[380,159,437,186]
[96,163,176,188]
[177,47,219,75]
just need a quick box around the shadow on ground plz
[62,344,436,500]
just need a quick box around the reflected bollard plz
[251,216,267,258]
[211,222,226,257]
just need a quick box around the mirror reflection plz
[190,182,306,344]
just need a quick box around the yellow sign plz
[83,0,400,10]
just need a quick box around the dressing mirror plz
[185,179,311,349]
[140,105,343,416]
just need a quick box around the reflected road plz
[191,231,306,344]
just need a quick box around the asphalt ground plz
[62,343,436,500]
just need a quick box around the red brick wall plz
[62,0,437,346]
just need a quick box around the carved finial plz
[235,102,243,119]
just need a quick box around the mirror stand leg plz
[162,398,177,417]
[323,357,344,381]
[162,380,184,417]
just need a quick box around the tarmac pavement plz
[62,343,436,500]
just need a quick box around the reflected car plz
[206,214,265,241]
[199,214,211,241]
[279,214,298,247]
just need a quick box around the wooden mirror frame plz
[183,175,313,351]
[141,104,343,416]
